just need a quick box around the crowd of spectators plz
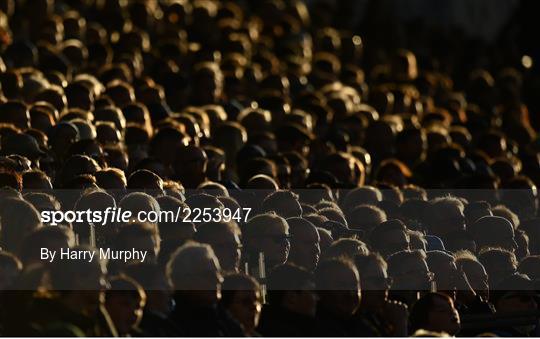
[0,0,540,337]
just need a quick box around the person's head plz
[220,273,262,334]
[455,250,489,300]
[315,258,361,318]
[408,230,427,251]
[0,167,22,191]
[316,227,334,254]
[318,207,348,228]
[195,221,242,272]
[518,255,540,281]
[149,127,189,168]
[387,250,433,293]
[24,192,61,213]
[22,170,53,190]
[409,292,461,336]
[500,176,538,219]
[491,274,538,334]
[323,238,369,261]
[184,192,224,212]
[514,229,530,260]
[260,190,302,218]
[469,216,517,253]
[0,101,30,129]
[197,182,228,199]
[166,241,223,307]
[341,186,383,213]
[245,174,279,191]
[478,247,517,287]
[48,246,107,316]
[105,275,146,336]
[58,154,100,187]
[155,195,194,244]
[0,251,22,290]
[354,253,390,310]
[95,168,127,191]
[267,263,318,317]
[346,204,387,233]
[369,219,410,257]
[375,158,412,187]
[119,192,160,221]
[426,251,458,299]
[318,152,364,186]
[243,213,290,268]
[491,205,519,229]
[127,169,164,196]
[19,226,75,266]
[0,197,42,253]
[173,145,208,188]
[286,217,321,271]
[113,222,160,264]
[122,262,173,316]
[191,62,223,104]
[395,127,427,166]
[47,121,79,159]
[425,196,465,238]
[464,201,493,226]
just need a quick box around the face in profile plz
[259,220,291,268]
[288,221,321,272]
[426,295,461,336]
[318,263,361,318]
[227,289,262,334]
[106,293,145,335]
[207,228,242,272]
[185,256,224,307]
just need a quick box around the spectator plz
[314,258,367,336]
[243,213,291,272]
[478,247,518,288]
[490,274,539,336]
[387,250,434,306]
[195,221,242,273]
[122,262,177,336]
[286,217,320,272]
[409,292,461,336]
[257,264,318,337]
[354,253,409,336]
[166,242,244,336]
[424,196,466,241]
[369,219,410,258]
[220,273,262,336]
[1,0,540,336]
[470,216,518,253]
[0,251,22,290]
[455,250,490,301]
[105,275,147,336]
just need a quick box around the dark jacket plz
[316,307,377,337]
[257,304,320,337]
[139,310,182,337]
[169,300,245,337]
